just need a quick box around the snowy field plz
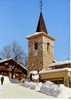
[0,76,52,98]
[0,76,71,99]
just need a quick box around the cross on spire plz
[40,0,42,14]
[36,0,48,33]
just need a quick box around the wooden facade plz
[26,10,71,87]
[39,63,71,87]
[0,58,27,80]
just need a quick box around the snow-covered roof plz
[18,63,27,70]
[39,68,71,74]
[49,60,71,67]
[0,58,12,63]
[0,58,27,71]
[26,32,46,38]
[26,32,55,40]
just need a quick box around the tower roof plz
[36,12,48,34]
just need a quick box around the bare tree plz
[11,42,26,65]
[0,42,27,65]
[0,45,11,59]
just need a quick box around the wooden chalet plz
[0,58,27,80]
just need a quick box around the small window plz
[34,42,38,50]
[47,42,50,50]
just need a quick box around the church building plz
[26,0,71,87]
[26,10,55,72]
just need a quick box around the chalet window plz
[34,42,38,50]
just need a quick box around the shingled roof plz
[36,12,48,34]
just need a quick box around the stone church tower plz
[26,1,55,72]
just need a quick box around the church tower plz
[26,0,55,72]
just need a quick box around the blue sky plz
[0,0,70,61]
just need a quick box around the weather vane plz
[40,0,42,13]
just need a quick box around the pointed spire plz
[36,0,48,34]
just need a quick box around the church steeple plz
[26,0,55,72]
[36,0,48,33]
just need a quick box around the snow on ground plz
[58,84,71,98]
[0,76,71,98]
[0,76,52,98]
[39,81,60,97]
[21,80,71,98]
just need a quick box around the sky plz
[0,0,70,61]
